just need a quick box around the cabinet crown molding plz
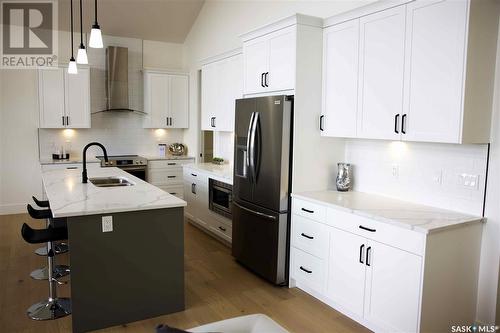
[240,13,323,42]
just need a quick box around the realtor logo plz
[1,0,58,68]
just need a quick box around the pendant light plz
[76,0,88,64]
[89,0,103,48]
[68,0,78,74]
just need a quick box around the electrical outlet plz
[102,216,113,232]
[391,164,399,179]
[458,173,480,190]
[433,170,443,185]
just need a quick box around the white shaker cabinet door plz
[243,38,269,95]
[403,0,468,143]
[64,67,90,128]
[327,228,367,318]
[267,29,296,92]
[144,73,169,128]
[363,240,422,333]
[169,74,189,129]
[357,6,406,140]
[201,62,218,131]
[38,68,65,128]
[322,19,360,138]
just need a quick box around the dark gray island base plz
[67,207,185,333]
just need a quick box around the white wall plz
[476,25,500,324]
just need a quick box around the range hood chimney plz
[104,46,142,112]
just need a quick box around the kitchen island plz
[42,166,186,333]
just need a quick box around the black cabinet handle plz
[168,163,176,166]
[62,116,65,126]
[264,72,269,87]
[301,208,314,214]
[191,183,196,194]
[213,117,216,128]
[66,167,77,170]
[359,225,376,232]
[261,73,265,87]
[319,115,324,131]
[218,226,226,232]
[191,173,197,177]
[359,244,365,264]
[401,114,407,134]
[394,114,400,134]
[299,266,312,274]
[167,175,176,178]
[366,246,372,266]
[170,192,177,195]
[66,116,70,126]
[301,233,314,240]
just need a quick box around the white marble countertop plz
[291,191,484,234]
[42,166,186,218]
[144,155,195,161]
[40,158,100,165]
[184,163,233,184]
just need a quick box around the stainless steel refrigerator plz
[232,95,293,285]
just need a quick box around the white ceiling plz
[58,0,205,43]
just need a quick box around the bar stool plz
[21,222,71,320]
[26,204,70,281]
[31,197,69,257]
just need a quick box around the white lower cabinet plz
[146,158,194,198]
[290,197,481,333]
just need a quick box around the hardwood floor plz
[0,213,369,333]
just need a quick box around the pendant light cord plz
[94,0,98,25]
[79,0,83,45]
[70,0,74,57]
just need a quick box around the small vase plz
[336,163,352,192]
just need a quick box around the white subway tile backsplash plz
[345,140,488,216]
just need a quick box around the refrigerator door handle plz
[233,201,277,221]
[246,112,256,182]
[252,112,261,182]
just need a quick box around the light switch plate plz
[102,216,113,232]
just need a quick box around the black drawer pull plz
[167,176,176,178]
[170,192,177,195]
[66,167,78,170]
[301,233,314,240]
[191,173,197,177]
[359,225,376,232]
[218,226,227,232]
[359,244,365,264]
[301,208,314,214]
[299,266,312,274]
[168,163,176,165]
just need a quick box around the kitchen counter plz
[42,166,186,218]
[184,162,233,184]
[291,190,483,234]
[39,157,100,165]
[144,155,195,161]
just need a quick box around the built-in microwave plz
[209,178,233,219]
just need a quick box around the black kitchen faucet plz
[82,142,108,183]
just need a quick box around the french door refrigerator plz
[232,95,293,285]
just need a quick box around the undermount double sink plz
[89,177,134,187]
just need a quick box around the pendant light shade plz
[76,0,88,64]
[89,0,103,48]
[68,0,77,74]
[68,57,78,74]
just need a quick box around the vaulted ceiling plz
[58,0,205,43]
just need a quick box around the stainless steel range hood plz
[103,46,143,113]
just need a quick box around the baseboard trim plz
[0,203,26,215]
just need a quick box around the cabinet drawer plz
[291,247,326,293]
[183,167,209,185]
[327,208,425,256]
[148,169,183,185]
[292,198,326,223]
[291,215,329,259]
[148,159,193,169]
[158,185,184,199]
[208,222,232,242]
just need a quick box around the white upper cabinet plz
[143,71,189,129]
[201,53,243,132]
[243,39,269,95]
[267,29,296,92]
[357,6,406,141]
[321,0,499,144]
[321,20,360,138]
[403,0,467,143]
[38,67,90,129]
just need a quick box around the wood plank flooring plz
[0,213,369,333]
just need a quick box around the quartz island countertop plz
[291,190,483,234]
[184,162,233,184]
[42,166,186,218]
